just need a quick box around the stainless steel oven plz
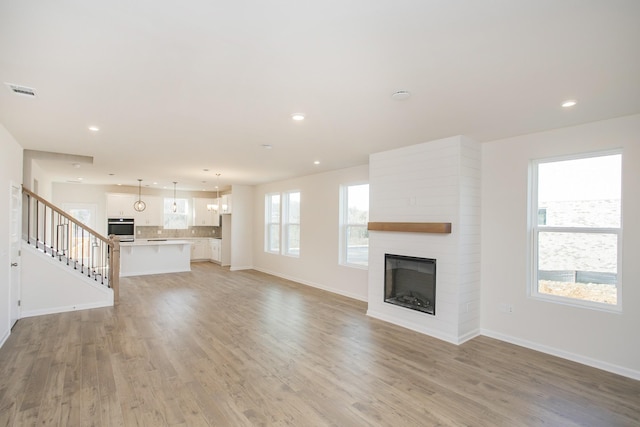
[107,218,135,242]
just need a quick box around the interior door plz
[10,182,21,328]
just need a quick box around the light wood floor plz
[1,263,639,426]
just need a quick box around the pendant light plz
[172,181,178,213]
[133,179,146,212]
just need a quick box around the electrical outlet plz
[499,303,514,314]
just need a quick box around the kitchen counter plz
[120,239,191,277]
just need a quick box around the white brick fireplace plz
[367,135,481,344]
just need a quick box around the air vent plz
[5,83,37,97]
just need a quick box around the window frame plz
[282,191,301,258]
[529,150,622,312]
[339,182,369,269]
[264,193,281,254]
[163,197,190,230]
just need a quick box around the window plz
[164,198,189,229]
[340,183,369,267]
[283,191,300,257]
[530,151,621,310]
[265,193,280,253]
[265,191,301,256]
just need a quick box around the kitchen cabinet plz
[210,238,221,263]
[107,193,136,217]
[193,198,220,226]
[189,239,207,261]
[221,194,232,214]
[190,238,210,261]
[134,195,163,226]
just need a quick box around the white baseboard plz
[21,300,113,319]
[458,328,481,344]
[252,266,367,302]
[481,328,640,381]
[366,309,460,344]
[230,265,253,271]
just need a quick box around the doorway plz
[10,182,21,328]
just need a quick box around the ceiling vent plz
[5,83,37,97]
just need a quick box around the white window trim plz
[339,182,369,269]
[282,190,300,258]
[528,149,623,312]
[264,193,280,254]
[163,197,190,230]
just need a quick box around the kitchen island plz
[120,239,191,277]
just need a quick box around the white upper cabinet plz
[134,195,163,226]
[106,193,136,217]
[193,198,220,226]
[221,194,232,214]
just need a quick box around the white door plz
[10,182,21,328]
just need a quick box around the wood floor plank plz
[1,262,639,426]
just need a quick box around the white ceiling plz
[1,1,639,191]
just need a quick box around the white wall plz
[20,243,113,316]
[252,165,369,301]
[481,114,640,379]
[230,185,254,270]
[0,124,23,347]
[53,183,111,234]
[31,159,54,200]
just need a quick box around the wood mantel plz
[367,222,452,234]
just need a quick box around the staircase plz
[22,187,120,303]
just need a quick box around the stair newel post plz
[109,235,120,304]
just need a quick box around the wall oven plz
[107,218,135,242]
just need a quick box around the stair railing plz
[22,187,120,303]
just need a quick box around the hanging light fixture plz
[133,179,146,212]
[172,181,178,213]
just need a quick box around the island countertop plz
[120,239,191,277]
[120,239,192,247]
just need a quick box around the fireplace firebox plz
[384,254,436,315]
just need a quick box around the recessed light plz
[88,126,100,132]
[77,177,83,181]
[262,144,273,149]
[562,100,577,108]
[391,90,411,101]
[314,160,320,165]
[291,113,305,121]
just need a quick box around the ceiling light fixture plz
[314,160,320,165]
[88,126,100,132]
[208,173,222,212]
[562,100,577,108]
[172,181,178,213]
[391,90,411,100]
[292,113,305,121]
[134,179,146,212]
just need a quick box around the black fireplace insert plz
[384,254,436,315]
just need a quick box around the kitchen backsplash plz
[136,226,220,239]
